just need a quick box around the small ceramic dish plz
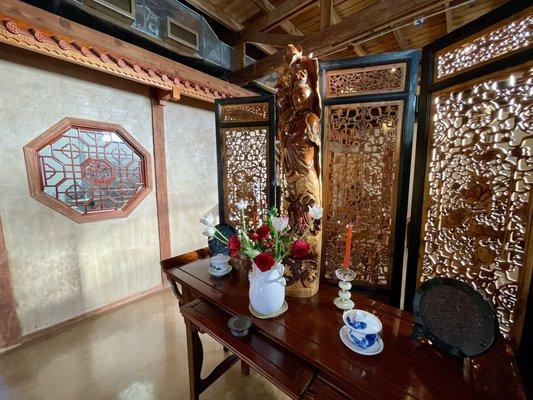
[342,309,382,335]
[228,315,252,337]
[340,326,383,356]
[208,265,232,277]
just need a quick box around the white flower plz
[202,225,216,239]
[236,199,249,211]
[271,216,289,232]
[200,212,215,227]
[308,205,323,220]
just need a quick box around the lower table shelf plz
[180,299,317,399]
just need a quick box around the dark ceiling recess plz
[20,0,233,78]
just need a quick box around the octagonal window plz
[24,118,152,223]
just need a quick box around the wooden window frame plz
[23,117,153,223]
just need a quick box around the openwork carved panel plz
[435,13,532,81]
[325,63,406,98]
[220,127,269,226]
[220,102,269,123]
[24,118,152,223]
[419,67,533,338]
[322,101,404,287]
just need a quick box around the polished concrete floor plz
[0,289,289,400]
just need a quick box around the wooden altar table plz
[162,252,525,400]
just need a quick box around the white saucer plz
[339,326,384,356]
[208,265,232,277]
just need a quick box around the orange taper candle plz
[343,224,353,269]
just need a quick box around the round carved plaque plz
[413,278,497,357]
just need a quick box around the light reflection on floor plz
[0,289,288,400]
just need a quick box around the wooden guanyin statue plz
[276,44,322,298]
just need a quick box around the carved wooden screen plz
[407,2,532,345]
[215,96,276,227]
[320,51,419,306]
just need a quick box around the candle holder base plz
[334,268,356,311]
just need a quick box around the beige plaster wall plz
[164,99,219,256]
[0,45,161,335]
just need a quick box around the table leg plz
[185,319,203,400]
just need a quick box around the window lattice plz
[25,118,151,223]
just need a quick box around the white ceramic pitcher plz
[249,262,286,316]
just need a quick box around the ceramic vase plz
[249,262,286,316]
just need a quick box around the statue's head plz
[291,70,313,112]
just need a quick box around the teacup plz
[342,309,382,335]
[210,254,230,273]
[348,329,377,349]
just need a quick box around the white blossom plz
[271,216,289,232]
[202,225,216,239]
[200,212,215,227]
[308,205,323,220]
[236,199,249,211]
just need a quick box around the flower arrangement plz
[200,200,323,272]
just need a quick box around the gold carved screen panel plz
[325,63,406,98]
[322,101,404,287]
[419,66,533,338]
[220,127,270,226]
[220,102,269,123]
[435,12,532,82]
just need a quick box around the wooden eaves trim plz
[0,0,256,103]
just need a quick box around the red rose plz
[291,239,311,259]
[228,235,241,257]
[256,224,270,240]
[254,252,275,272]
[248,231,259,241]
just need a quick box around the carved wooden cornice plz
[0,3,254,103]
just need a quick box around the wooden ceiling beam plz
[318,1,446,58]
[393,28,407,49]
[320,0,333,30]
[228,0,443,85]
[248,32,304,46]
[445,1,454,33]
[234,0,315,45]
[251,0,305,37]
[348,44,367,57]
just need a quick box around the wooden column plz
[235,42,246,71]
[0,216,21,348]
[151,90,172,274]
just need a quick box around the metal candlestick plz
[334,267,356,310]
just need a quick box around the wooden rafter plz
[349,44,367,57]
[251,0,305,37]
[247,32,303,46]
[228,0,443,85]
[445,1,454,33]
[234,0,315,45]
[393,28,407,49]
[320,0,333,30]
